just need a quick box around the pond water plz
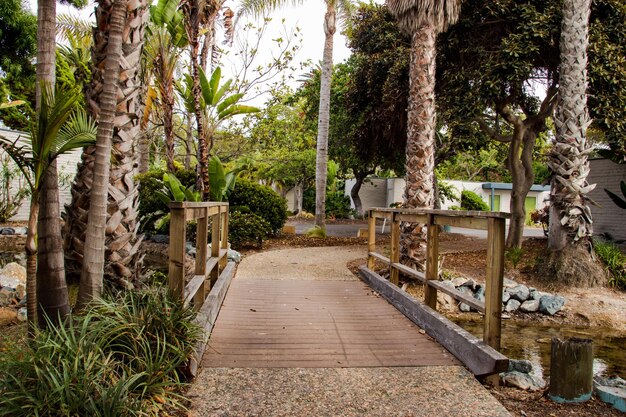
[455,318,626,379]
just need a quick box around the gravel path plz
[187,246,511,416]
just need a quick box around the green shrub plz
[0,288,201,416]
[505,247,524,269]
[136,167,196,233]
[594,240,626,290]
[460,190,490,211]
[229,210,271,248]
[306,225,327,238]
[302,187,354,219]
[228,179,287,234]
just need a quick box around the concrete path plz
[187,246,512,416]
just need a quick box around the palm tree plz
[76,0,129,308]
[64,0,149,287]
[387,0,461,267]
[546,0,604,287]
[0,85,96,330]
[239,0,354,231]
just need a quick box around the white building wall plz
[344,178,389,211]
[1,127,82,221]
[587,158,626,241]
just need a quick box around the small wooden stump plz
[282,225,296,234]
[549,337,593,403]
[357,228,369,238]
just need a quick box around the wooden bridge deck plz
[202,277,459,368]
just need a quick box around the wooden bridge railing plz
[367,208,509,353]
[168,202,229,310]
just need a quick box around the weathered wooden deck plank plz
[202,278,458,368]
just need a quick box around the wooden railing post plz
[367,210,376,269]
[168,207,186,299]
[194,207,209,308]
[389,212,400,285]
[210,205,221,287]
[424,214,439,309]
[219,206,228,269]
[484,217,505,351]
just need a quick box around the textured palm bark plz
[76,0,128,309]
[64,0,147,287]
[548,0,594,250]
[400,27,437,268]
[314,4,336,231]
[25,197,38,334]
[36,0,70,326]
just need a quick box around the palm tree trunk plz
[401,26,437,268]
[64,0,147,287]
[314,4,336,231]
[37,162,70,325]
[25,196,38,334]
[35,0,70,326]
[76,0,128,309]
[549,0,593,250]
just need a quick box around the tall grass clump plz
[0,288,201,416]
[594,240,626,290]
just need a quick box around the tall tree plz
[76,0,128,308]
[239,0,354,231]
[546,0,605,287]
[64,0,149,287]
[387,0,461,267]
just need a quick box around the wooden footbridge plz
[168,203,509,378]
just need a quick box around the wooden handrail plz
[366,208,509,352]
[168,202,229,311]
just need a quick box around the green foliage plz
[0,288,201,416]
[228,178,287,234]
[593,240,626,290]
[156,172,201,204]
[604,180,626,209]
[460,190,490,211]
[208,155,236,202]
[437,179,458,205]
[136,168,196,233]
[0,155,29,222]
[505,247,524,269]
[228,210,271,249]
[305,225,327,238]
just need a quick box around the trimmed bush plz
[229,210,272,249]
[302,187,354,219]
[0,288,201,416]
[228,179,287,234]
[594,240,626,289]
[460,190,490,211]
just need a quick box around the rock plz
[503,277,518,288]
[0,307,18,325]
[17,306,27,322]
[0,227,15,235]
[0,287,16,306]
[509,359,533,374]
[437,292,457,312]
[0,262,27,284]
[151,234,169,244]
[502,289,511,304]
[520,299,540,313]
[460,278,476,290]
[539,295,566,315]
[185,242,196,256]
[459,302,471,312]
[474,285,485,302]
[440,280,455,289]
[227,249,242,263]
[509,284,530,302]
[502,371,545,391]
[595,376,626,389]
[12,227,27,235]
[452,277,468,287]
[530,289,546,300]
[505,299,521,312]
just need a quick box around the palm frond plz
[387,0,462,34]
[237,0,303,18]
[53,110,97,156]
[0,135,35,190]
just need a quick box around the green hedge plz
[460,190,490,211]
[227,179,287,234]
[229,211,271,249]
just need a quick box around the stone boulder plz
[509,359,533,374]
[0,227,15,235]
[508,284,530,302]
[539,295,566,315]
[0,262,27,285]
[502,289,511,304]
[0,307,18,325]
[520,299,540,313]
[0,287,16,307]
[505,299,521,313]
[502,371,545,391]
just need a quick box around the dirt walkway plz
[187,246,511,416]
